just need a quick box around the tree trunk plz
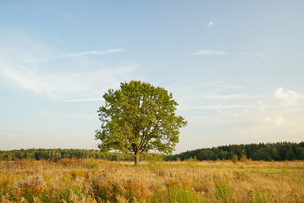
[134,151,140,166]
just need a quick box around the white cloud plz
[43,49,126,61]
[207,21,215,26]
[273,87,301,105]
[191,50,227,56]
[258,101,266,111]
[0,28,137,102]
[1,63,136,101]
[0,42,135,101]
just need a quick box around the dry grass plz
[0,159,303,202]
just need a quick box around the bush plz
[231,155,238,164]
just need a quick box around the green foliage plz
[240,154,249,162]
[248,191,272,203]
[0,148,164,162]
[231,155,238,164]
[165,141,304,161]
[187,156,198,163]
[213,174,232,201]
[147,154,167,177]
[95,80,187,165]
[166,178,205,203]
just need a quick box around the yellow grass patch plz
[0,159,303,202]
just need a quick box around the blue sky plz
[1,1,303,153]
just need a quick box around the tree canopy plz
[95,80,187,165]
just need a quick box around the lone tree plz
[95,80,187,166]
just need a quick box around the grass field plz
[0,159,303,202]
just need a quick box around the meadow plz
[0,159,303,203]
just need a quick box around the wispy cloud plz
[179,104,255,111]
[192,50,269,58]
[61,98,101,102]
[207,21,215,26]
[0,132,23,138]
[258,101,266,111]
[0,35,135,102]
[191,50,227,56]
[1,63,136,101]
[202,94,260,100]
[235,52,270,59]
[44,49,126,61]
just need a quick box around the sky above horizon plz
[1,1,303,153]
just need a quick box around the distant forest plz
[0,148,161,162]
[0,142,303,161]
[165,142,304,161]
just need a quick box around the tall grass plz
[0,159,303,202]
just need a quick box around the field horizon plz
[1,141,303,163]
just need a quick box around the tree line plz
[0,148,164,161]
[165,142,304,161]
[1,142,303,162]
